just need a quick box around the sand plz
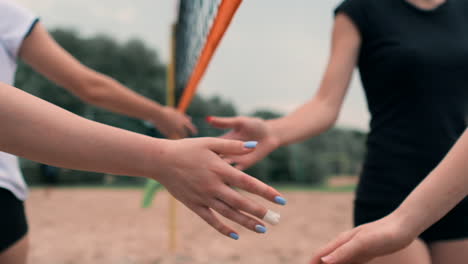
[26,188,354,264]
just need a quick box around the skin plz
[208,0,467,263]
[1,21,198,263]
[19,22,197,138]
[310,128,468,264]
[0,83,285,262]
[206,13,358,170]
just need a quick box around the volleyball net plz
[142,0,243,251]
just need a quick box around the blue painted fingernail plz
[274,196,287,205]
[255,225,267,233]
[244,141,258,148]
[229,232,239,240]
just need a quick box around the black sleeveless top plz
[335,0,468,202]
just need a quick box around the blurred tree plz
[15,28,367,187]
[15,28,166,185]
[187,95,237,137]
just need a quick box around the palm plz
[222,118,270,142]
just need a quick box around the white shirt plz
[0,0,39,200]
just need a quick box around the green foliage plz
[16,28,367,187]
[187,95,237,137]
[244,109,366,184]
[16,28,167,185]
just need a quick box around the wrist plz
[266,120,284,147]
[389,207,426,239]
[141,138,173,181]
[149,104,167,121]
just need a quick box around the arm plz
[207,14,361,169]
[0,82,286,239]
[311,129,468,264]
[18,23,196,138]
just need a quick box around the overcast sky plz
[16,0,370,130]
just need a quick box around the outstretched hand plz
[151,106,198,138]
[155,137,287,239]
[310,215,416,264]
[206,116,280,170]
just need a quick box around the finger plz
[208,138,258,155]
[321,238,367,264]
[210,199,267,234]
[184,120,198,136]
[193,205,240,240]
[219,130,236,140]
[217,186,268,221]
[225,153,259,171]
[310,230,358,264]
[206,116,244,129]
[226,168,286,206]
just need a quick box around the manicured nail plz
[274,196,287,205]
[244,141,258,148]
[255,225,267,233]
[321,255,334,263]
[262,210,280,225]
[205,116,213,122]
[229,232,239,240]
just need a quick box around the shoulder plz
[0,0,38,58]
[334,0,387,37]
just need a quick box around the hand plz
[151,106,198,138]
[310,215,416,264]
[154,138,287,239]
[206,116,280,170]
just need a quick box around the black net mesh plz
[174,0,222,104]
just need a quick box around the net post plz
[167,23,178,253]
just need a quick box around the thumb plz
[321,239,364,264]
[208,138,258,155]
[206,116,243,129]
[309,229,357,264]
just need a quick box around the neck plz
[406,0,447,9]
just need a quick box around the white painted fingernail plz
[262,209,280,225]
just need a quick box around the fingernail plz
[321,255,333,263]
[229,232,239,240]
[255,224,267,233]
[244,141,258,148]
[274,196,287,205]
[262,210,280,225]
[205,116,213,122]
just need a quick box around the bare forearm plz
[0,82,166,178]
[268,97,338,146]
[394,129,468,236]
[74,72,164,121]
[19,23,166,123]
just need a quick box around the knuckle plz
[218,225,231,236]
[246,219,258,229]
[237,174,253,188]
[205,185,220,197]
[217,206,232,218]
[209,166,227,180]
[252,204,267,218]
[229,197,244,209]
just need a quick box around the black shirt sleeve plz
[334,0,368,38]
